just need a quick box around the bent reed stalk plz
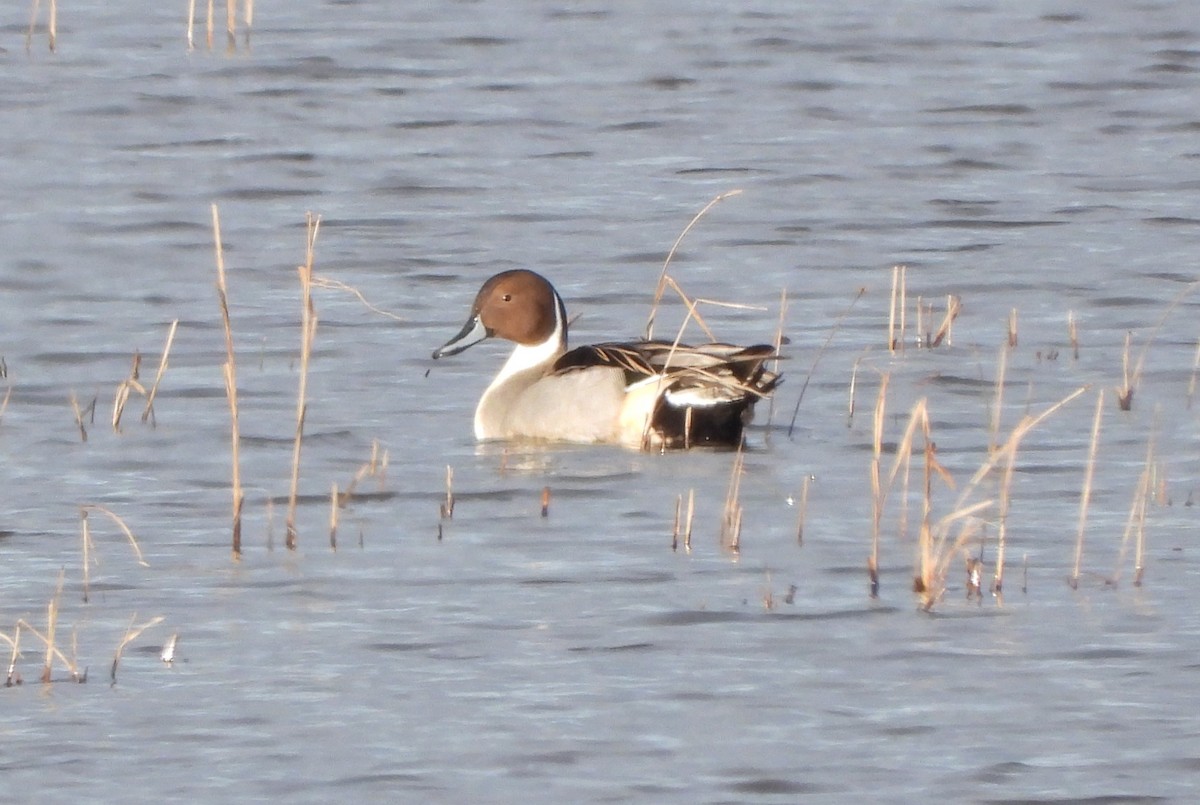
[285,212,320,551]
[212,203,244,559]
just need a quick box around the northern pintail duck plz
[432,269,780,450]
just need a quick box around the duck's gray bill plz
[432,315,490,359]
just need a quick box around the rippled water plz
[3,1,1200,802]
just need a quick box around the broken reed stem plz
[141,319,179,425]
[186,0,196,49]
[212,203,244,559]
[1071,390,1105,589]
[440,465,455,518]
[110,614,164,687]
[796,474,811,545]
[644,189,744,341]
[540,486,551,517]
[1007,308,1018,349]
[787,287,865,438]
[286,212,321,551]
[206,0,214,50]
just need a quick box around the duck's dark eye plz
[502,293,512,302]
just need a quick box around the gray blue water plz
[2,1,1200,801]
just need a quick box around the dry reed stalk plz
[329,483,339,550]
[0,384,12,428]
[186,0,196,49]
[1007,308,1018,348]
[440,465,455,519]
[1188,337,1200,410]
[26,0,40,51]
[311,276,405,322]
[795,474,811,545]
[41,570,65,682]
[684,488,695,552]
[638,282,767,447]
[1117,279,1200,411]
[112,352,145,433]
[989,346,1008,454]
[81,504,149,566]
[930,294,961,348]
[225,0,236,48]
[540,486,551,518]
[338,440,388,505]
[847,356,861,427]
[161,633,179,665]
[1070,390,1105,589]
[786,287,865,437]
[110,614,165,686]
[992,427,1019,596]
[26,0,57,52]
[16,608,83,683]
[70,392,89,442]
[285,212,321,551]
[911,387,1089,607]
[212,203,244,558]
[80,508,93,603]
[672,494,682,550]
[965,556,983,600]
[1112,449,1152,588]
[1117,331,1135,410]
[2,625,22,686]
[206,0,214,50]
[764,288,788,433]
[914,501,992,610]
[1112,430,1156,587]
[868,374,889,597]
[888,265,907,352]
[1068,311,1079,361]
[141,319,179,425]
[644,189,743,340]
[720,441,746,552]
